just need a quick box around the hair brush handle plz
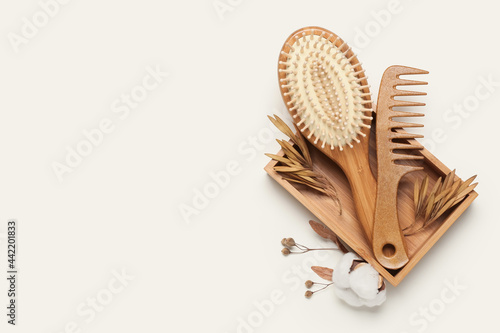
[329,144,376,244]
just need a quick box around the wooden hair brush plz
[278,27,376,242]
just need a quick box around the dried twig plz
[266,115,342,214]
[404,170,477,235]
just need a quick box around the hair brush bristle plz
[279,28,373,151]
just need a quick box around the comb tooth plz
[390,142,424,150]
[395,79,428,86]
[391,164,424,174]
[391,154,424,161]
[391,100,426,108]
[389,131,424,140]
[396,67,429,76]
[389,110,425,118]
[390,121,424,129]
[393,89,427,97]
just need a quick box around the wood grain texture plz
[264,124,478,286]
[372,66,428,270]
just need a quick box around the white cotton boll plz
[363,289,387,307]
[332,252,359,289]
[331,252,387,307]
[349,264,380,300]
[333,285,364,307]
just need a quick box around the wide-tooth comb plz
[372,65,428,270]
[278,27,377,243]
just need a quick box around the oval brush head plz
[278,27,373,151]
[278,27,377,243]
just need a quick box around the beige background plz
[0,0,498,332]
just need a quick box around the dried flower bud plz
[351,262,367,272]
[305,290,313,298]
[281,238,287,246]
[281,248,291,255]
[305,280,314,289]
[285,238,296,247]
[349,259,366,272]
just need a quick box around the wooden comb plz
[372,65,428,270]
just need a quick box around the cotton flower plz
[332,252,358,289]
[349,263,380,300]
[332,252,386,307]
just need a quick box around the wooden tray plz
[265,125,478,286]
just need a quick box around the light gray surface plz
[0,0,497,332]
